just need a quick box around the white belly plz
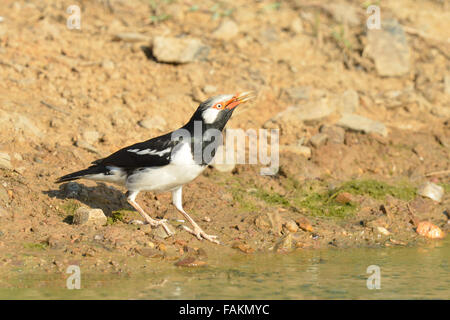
[125,163,205,192]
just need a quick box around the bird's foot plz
[182,225,220,244]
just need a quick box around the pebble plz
[335,192,353,204]
[113,32,151,43]
[283,220,299,233]
[416,221,445,239]
[364,19,410,77]
[296,217,313,232]
[376,226,391,236]
[337,113,388,137]
[334,90,359,114]
[81,130,100,145]
[73,207,107,226]
[232,242,254,254]
[290,17,303,34]
[212,19,239,40]
[417,182,444,202]
[138,115,167,131]
[203,85,217,94]
[270,99,335,124]
[152,36,210,64]
[0,152,12,170]
[101,60,115,70]
[0,186,8,202]
[310,133,328,148]
[284,87,310,101]
[153,224,174,239]
[319,125,345,144]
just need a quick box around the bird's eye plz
[215,103,223,109]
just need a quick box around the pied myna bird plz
[56,92,253,244]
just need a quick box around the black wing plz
[93,131,180,169]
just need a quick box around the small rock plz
[232,242,254,254]
[0,152,12,170]
[101,60,115,70]
[364,19,410,77]
[175,256,207,267]
[270,99,335,125]
[334,90,359,114]
[296,217,313,232]
[113,32,152,43]
[284,87,310,101]
[81,130,100,144]
[73,207,107,226]
[376,226,391,236]
[417,182,444,202]
[152,36,210,64]
[280,145,311,158]
[203,85,217,94]
[337,113,388,137]
[319,125,345,144]
[335,192,353,204]
[75,140,98,153]
[94,234,104,241]
[290,17,303,34]
[138,115,167,131]
[283,220,299,233]
[310,133,328,148]
[0,186,9,203]
[212,19,239,40]
[416,221,445,239]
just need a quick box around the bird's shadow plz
[44,182,131,222]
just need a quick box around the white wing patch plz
[127,147,171,157]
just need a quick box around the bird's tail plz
[56,165,104,183]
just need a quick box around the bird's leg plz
[172,186,220,244]
[126,191,173,237]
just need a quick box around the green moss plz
[292,181,357,218]
[336,179,416,201]
[439,183,450,193]
[107,209,131,225]
[61,200,80,215]
[251,189,290,207]
[231,188,259,213]
[23,242,48,250]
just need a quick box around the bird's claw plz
[182,225,220,244]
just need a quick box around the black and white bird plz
[56,92,253,244]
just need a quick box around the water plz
[1,238,449,299]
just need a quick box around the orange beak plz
[225,91,254,110]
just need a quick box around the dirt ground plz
[0,0,449,276]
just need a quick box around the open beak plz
[225,91,255,110]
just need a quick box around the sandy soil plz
[0,0,449,275]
